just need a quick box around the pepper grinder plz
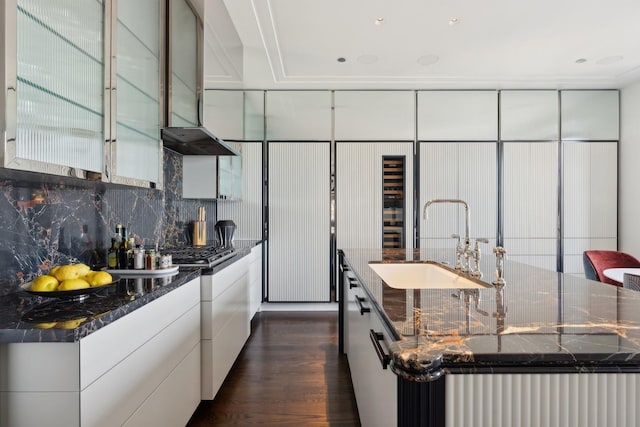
[493,246,507,286]
[193,207,207,246]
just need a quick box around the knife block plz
[193,221,207,246]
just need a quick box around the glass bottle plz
[107,238,118,269]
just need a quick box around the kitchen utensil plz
[193,207,207,246]
[215,220,236,247]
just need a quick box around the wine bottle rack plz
[382,157,405,248]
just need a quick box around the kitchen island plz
[340,248,640,427]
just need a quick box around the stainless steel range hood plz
[161,127,239,156]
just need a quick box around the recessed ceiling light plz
[375,17,384,25]
[575,58,587,64]
[417,54,439,66]
[449,17,460,26]
[337,57,346,63]
[596,56,623,65]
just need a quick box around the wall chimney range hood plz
[161,127,239,156]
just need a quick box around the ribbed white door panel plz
[419,142,497,251]
[446,373,640,427]
[503,142,558,270]
[268,142,330,302]
[337,142,414,249]
[563,142,617,275]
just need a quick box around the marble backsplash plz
[0,149,217,295]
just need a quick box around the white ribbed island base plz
[445,373,640,427]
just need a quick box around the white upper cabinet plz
[202,90,264,141]
[266,91,332,141]
[2,0,165,187]
[561,90,619,140]
[170,0,198,127]
[111,0,163,186]
[334,91,415,140]
[203,90,244,140]
[3,0,105,177]
[418,91,498,141]
[244,90,264,141]
[500,91,559,141]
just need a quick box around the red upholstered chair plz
[583,250,640,286]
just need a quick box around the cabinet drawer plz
[80,303,200,427]
[201,271,248,340]
[201,256,249,301]
[80,278,200,389]
[123,342,201,427]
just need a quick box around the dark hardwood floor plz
[187,311,361,426]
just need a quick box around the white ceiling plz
[206,0,640,90]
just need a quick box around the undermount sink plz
[368,262,489,290]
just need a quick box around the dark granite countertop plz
[341,248,640,382]
[0,241,261,343]
[0,268,202,343]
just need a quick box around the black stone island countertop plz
[340,248,640,382]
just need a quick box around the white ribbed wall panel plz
[268,142,330,302]
[419,142,497,251]
[563,142,618,275]
[217,142,263,239]
[503,142,558,270]
[336,142,414,250]
[446,373,640,427]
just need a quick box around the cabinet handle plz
[349,278,358,289]
[369,329,391,370]
[355,295,370,315]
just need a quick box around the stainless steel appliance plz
[162,245,236,268]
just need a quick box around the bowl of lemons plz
[22,263,119,301]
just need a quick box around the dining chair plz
[583,250,640,286]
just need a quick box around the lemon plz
[35,322,58,329]
[31,275,59,292]
[53,265,82,281]
[49,265,61,276]
[89,271,113,287]
[74,263,91,277]
[57,278,90,291]
[55,318,87,329]
[84,270,98,280]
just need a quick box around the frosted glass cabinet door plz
[203,90,244,140]
[170,0,198,127]
[266,91,332,140]
[334,91,415,140]
[561,90,619,141]
[10,0,105,175]
[500,91,559,141]
[113,0,163,185]
[418,91,498,141]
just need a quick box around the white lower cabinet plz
[200,254,250,400]
[248,243,262,321]
[345,273,398,427]
[0,278,201,427]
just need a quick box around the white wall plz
[619,81,640,257]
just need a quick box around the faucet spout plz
[423,198,471,243]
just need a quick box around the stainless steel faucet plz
[423,199,471,271]
[493,246,507,285]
